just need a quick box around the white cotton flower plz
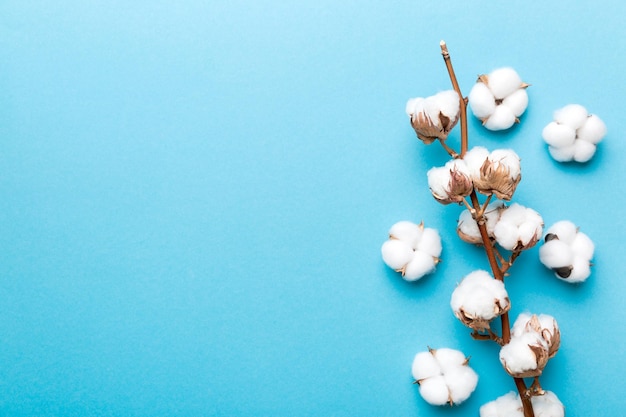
[450,270,510,331]
[539,220,594,282]
[480,391,564,417]
[542,104,606,163]
[412,347,478,406]
[493,203,543,251]
[457,201,506,245]
[426,159,473,205]
[406,90,460,144]
[472,148,521,201]
[381,221,442,281]
[468,67,529,131]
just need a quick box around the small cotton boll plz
[435,90,460,119]
[488,67,523,99]
[502,88,528,117]
[499,333,546,376]
[573,139,597,163]
[417,228,443,258]
[542,122,577,148]
[427,166,452,200]
[484,105,516,131]
[539,240,574,269]
[468,82,496,119]
[444,366,478,404]
[457,209,482,243]
[480,392,523,417]
[577,114,607,144]
[548,145,575,162]
[412,351,442,381]
[381,240,414,270]
[418,375,450,405]
[388,221,423,247]
[571,231,594,261]
[531,391,565,417]
[403,251,436,281]
[554,104,588,129]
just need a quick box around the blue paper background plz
[0,1,624,416]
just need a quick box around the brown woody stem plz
[440,41,468,157]
[441,41,535,417]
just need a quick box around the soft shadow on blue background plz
[0,1,624,416]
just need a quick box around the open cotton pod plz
[468,67,529,131]
[406,90,461,144]
[480,390,565,417]
[412,347,478,406]
[542,104,606,162]
[381,221,442,281]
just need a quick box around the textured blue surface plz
[0,1,624,416]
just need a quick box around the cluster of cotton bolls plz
[427,146,521,205]
[406,90,460,144]
[499,313,560,378]
[450,270,510,331]
[411,347,478,406]
[480,391,565,417]
[539,220,594,283]
[542,104,606,163]
[456,202,543,252]
[381,221,442,281]
[468,67,529,131]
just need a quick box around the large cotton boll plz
[542,122,576,148]
[577,114,607,144]
[502,88,528,117]
[468,82,496,118]
[548,144,575,162]
[484,105,516,131]
[539,240,573,269]
[381,240,414,269]
[403,251,436,281]
[554,104,588,129]
[488,67,523,99]
[573,139,597,163]
[418,375,450,405]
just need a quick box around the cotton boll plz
[405,97,422,117]
[577,114,607,144]
[548,144,575,162]
[418,228,443,257]
[539,240,574,269]
[468,82,496,118]
[511,312,533,337]
[427,166,452,200]
[388,221,423,246]
[531,391,565,417]
[554,104,588,129]
[484,105,516,131]
[451,270,509,330]
[502,88,528,117]
[433,347,467,372]
[488,67,523,99]
[499,333,547,377]
[489,149,521,179]
[412,351,441,381]
[418,375,450,405]
[403,251,436,281]
[463,146,490,179]
[517,220,541,246]
[542,122,576,148]
[457,209,482,243]
[493,221,519,251]
[444,366,478,404]
[573,139,597,163]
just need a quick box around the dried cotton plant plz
[381,42,599,417]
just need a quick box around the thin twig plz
[440,41,468,157]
